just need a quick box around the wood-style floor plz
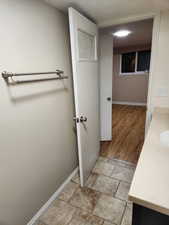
[100,104,146,164]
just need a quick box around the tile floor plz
[36,157,136,225]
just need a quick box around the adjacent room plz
[100,19,153,163]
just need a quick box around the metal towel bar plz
[1,69,68,79]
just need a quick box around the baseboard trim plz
[112,101,147,106]
[27,167,79,225]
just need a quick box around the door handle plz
[107,97,111,101]
[80,116,87,123]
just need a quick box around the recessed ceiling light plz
[113,30,131,37]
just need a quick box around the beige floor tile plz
[103,221,116,225]
[70,187,100,213]
[58,181,79,201]
[72,171,80,184]
[40,200,76,225]
[98,157,109,163]
[107,158,136,170]
[91,175,119,196]
[110,166,135,183]
[115,181,131,201]
[121,203,133,225]
[86,173,98,188]
[38,159,134,225]
[69,209,104,225]
[72,172,98,188]
[35,221,46,225]
[93,161,115,177]
[93,194,126,224]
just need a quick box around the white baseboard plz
[27,167,79,225]
[112,101,147,106]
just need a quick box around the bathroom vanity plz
[129,108,169,225]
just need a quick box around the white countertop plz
[129,107,169,216]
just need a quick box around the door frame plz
[98,12,161,136]
[99,34,113,141]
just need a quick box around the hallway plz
[101,105,146,164]
[36,157,135,225]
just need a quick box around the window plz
[137,50,151,72]
[120,50,151,75]
[121,52,136,73]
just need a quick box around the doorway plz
[101,105,146,163]
[100,19,153,164]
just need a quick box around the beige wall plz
[148,11,169,110]
[112,46,150,103]
[0,1,77,225]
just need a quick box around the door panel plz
[78,29,96,60]
[69,8,100,186]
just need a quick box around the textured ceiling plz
[44,0,169,26]
[100,19,153,48]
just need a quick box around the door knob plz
[107,97,111,101]
[80,116,87,123]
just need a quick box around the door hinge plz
[73,116,88,123]
[73,117,79,123]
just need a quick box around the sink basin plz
[160,130,169,147]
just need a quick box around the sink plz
[160,130,169,147]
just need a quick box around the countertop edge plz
[128,107,169,216]
[129,195,169,216]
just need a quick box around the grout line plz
[120,201,128,225]
[64,178,130,204]
[91,171,133,184]
[106,156,136,165]
[85,164,133,186]
[68,188,101,213]
[28,167,79,225]
[67,183,80,205]
[39,158,133,225]
[115,196,131,203]
[62,194,128,224]
[104,220,118,225]
[98,157,136,171]
[114,180,121,197]
[35,159,134,225]
[50,184,130,225]
[66,205,78,225]
[37,220,47,225]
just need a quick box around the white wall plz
[148,10,169,110]
[0,1,77,225]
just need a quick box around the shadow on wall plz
[3,76,69,104]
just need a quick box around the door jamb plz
[99,13,161,135]
[145,13,161,134]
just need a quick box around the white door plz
[100,34,113,140]
[69,8,100,186]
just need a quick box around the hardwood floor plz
[100,104,147,164]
